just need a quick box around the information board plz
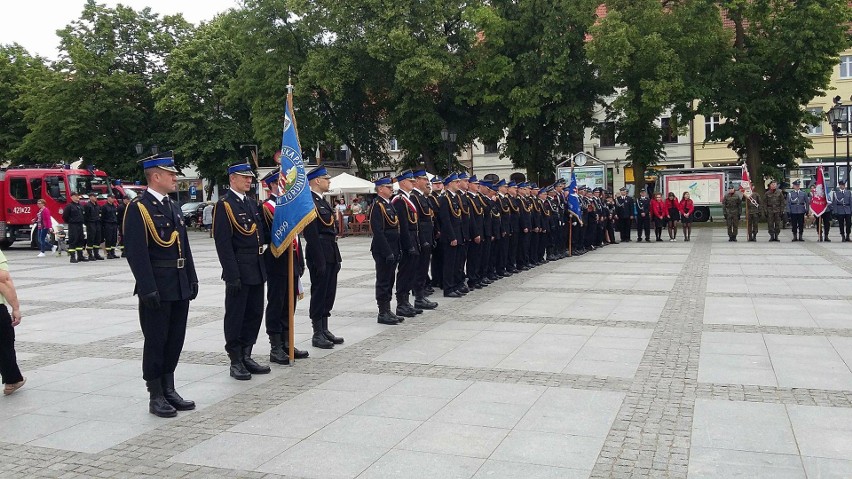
[664,173,724,204]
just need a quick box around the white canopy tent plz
[327,172,375,196]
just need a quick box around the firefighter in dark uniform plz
[260,170,309,365]
[438,174,464,297]
[370,176,403,325]
[213,162,270,380]
[476,181,496,283]
[465,176,485,289]
[635,190,651,242]
[101,194,120,258]
[455,172,472,294]
[62,192,86,263]
[83,192,105,260]
[410,170,438,310]
[302,166,344,349]
[496,180,514,275]
[123,156,198,418]
[506,181,521,272]
[392,170,422,318]
[428,176,444,291]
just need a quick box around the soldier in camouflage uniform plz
[763,180,784,242]
[745,192,761,242]
[723,186,742,242]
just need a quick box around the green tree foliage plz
[0,44,50,163]
[469,0,605,183]
[154,12,251,198]
[700,0,851,194]
[588,0,727,195]
[14,0,192,180]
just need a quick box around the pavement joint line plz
[589,229,709,478]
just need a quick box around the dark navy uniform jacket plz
[123,190,198,301]
[370,197,400,259]
[213,192,267,285]
[302,191,342,267]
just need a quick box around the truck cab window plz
[9,177,33,203]
[30,178,43,201]
[46,176,67,202]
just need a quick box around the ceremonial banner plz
[810,166,829,217]
[270,93,316,257]
[741,164,758,207]
[567,170,583,220]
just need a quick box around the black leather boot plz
[243,345,271,374]
[377,301,399,325]
[414,294,438,310]
[395,294,417,318]
[161,373,195,410]
[78,250,89,261]
[107,250,118,259]
[146,379,177,417]
[70,250,78,263]
[312,318,334,349]
[283,338,310,359]
[228,349,251,380]
[94,250,105,260]
[322,317,344,344]
[269,334,289,365]
[88,250,95,261]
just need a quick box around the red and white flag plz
[741,164,753,197]
[810,166,829,217]
[741,164,758,206]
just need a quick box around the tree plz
[0,44,50,163]
[700,0,851,194]
[467,0,605,183]
[587,0,728,195]
[154,12,252,198]
[14,0,192,179]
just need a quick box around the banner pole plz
[568,218,573,257]
[288,244,295,365]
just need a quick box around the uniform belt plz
[236,247,264,255]
[151,259,186,269]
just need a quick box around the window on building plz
[388,138,399,151]
[599,121,616,147]
[483,142,499,154]
[806,107,823,135]
[660,117,678,144]
[704,115,721,138]
[9,177,30,202]
[841,55,852,79]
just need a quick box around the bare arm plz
[0,269,21,326]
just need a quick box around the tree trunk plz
[746,134,765,196]
[633,163,647,198]
[205,177,216,201]
[421,149,438,175]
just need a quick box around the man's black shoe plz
[444,291,462,298]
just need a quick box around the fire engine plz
[0,165,113,249]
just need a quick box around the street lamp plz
[827,96,850,187]
[440,128,457,175]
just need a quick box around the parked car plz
[180,202,205,227]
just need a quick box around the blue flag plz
[270,95,316,257]
[567,170,582,219]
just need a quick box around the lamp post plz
[440,127,457,175]
[827,96,851,187]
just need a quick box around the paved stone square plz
[1,225,851,478]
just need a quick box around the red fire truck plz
[0,165,113,249]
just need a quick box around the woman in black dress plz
[665,192,681,241]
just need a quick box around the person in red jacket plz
[664,192,681,241]
[650,193,668,242]
[680,192,695,242]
